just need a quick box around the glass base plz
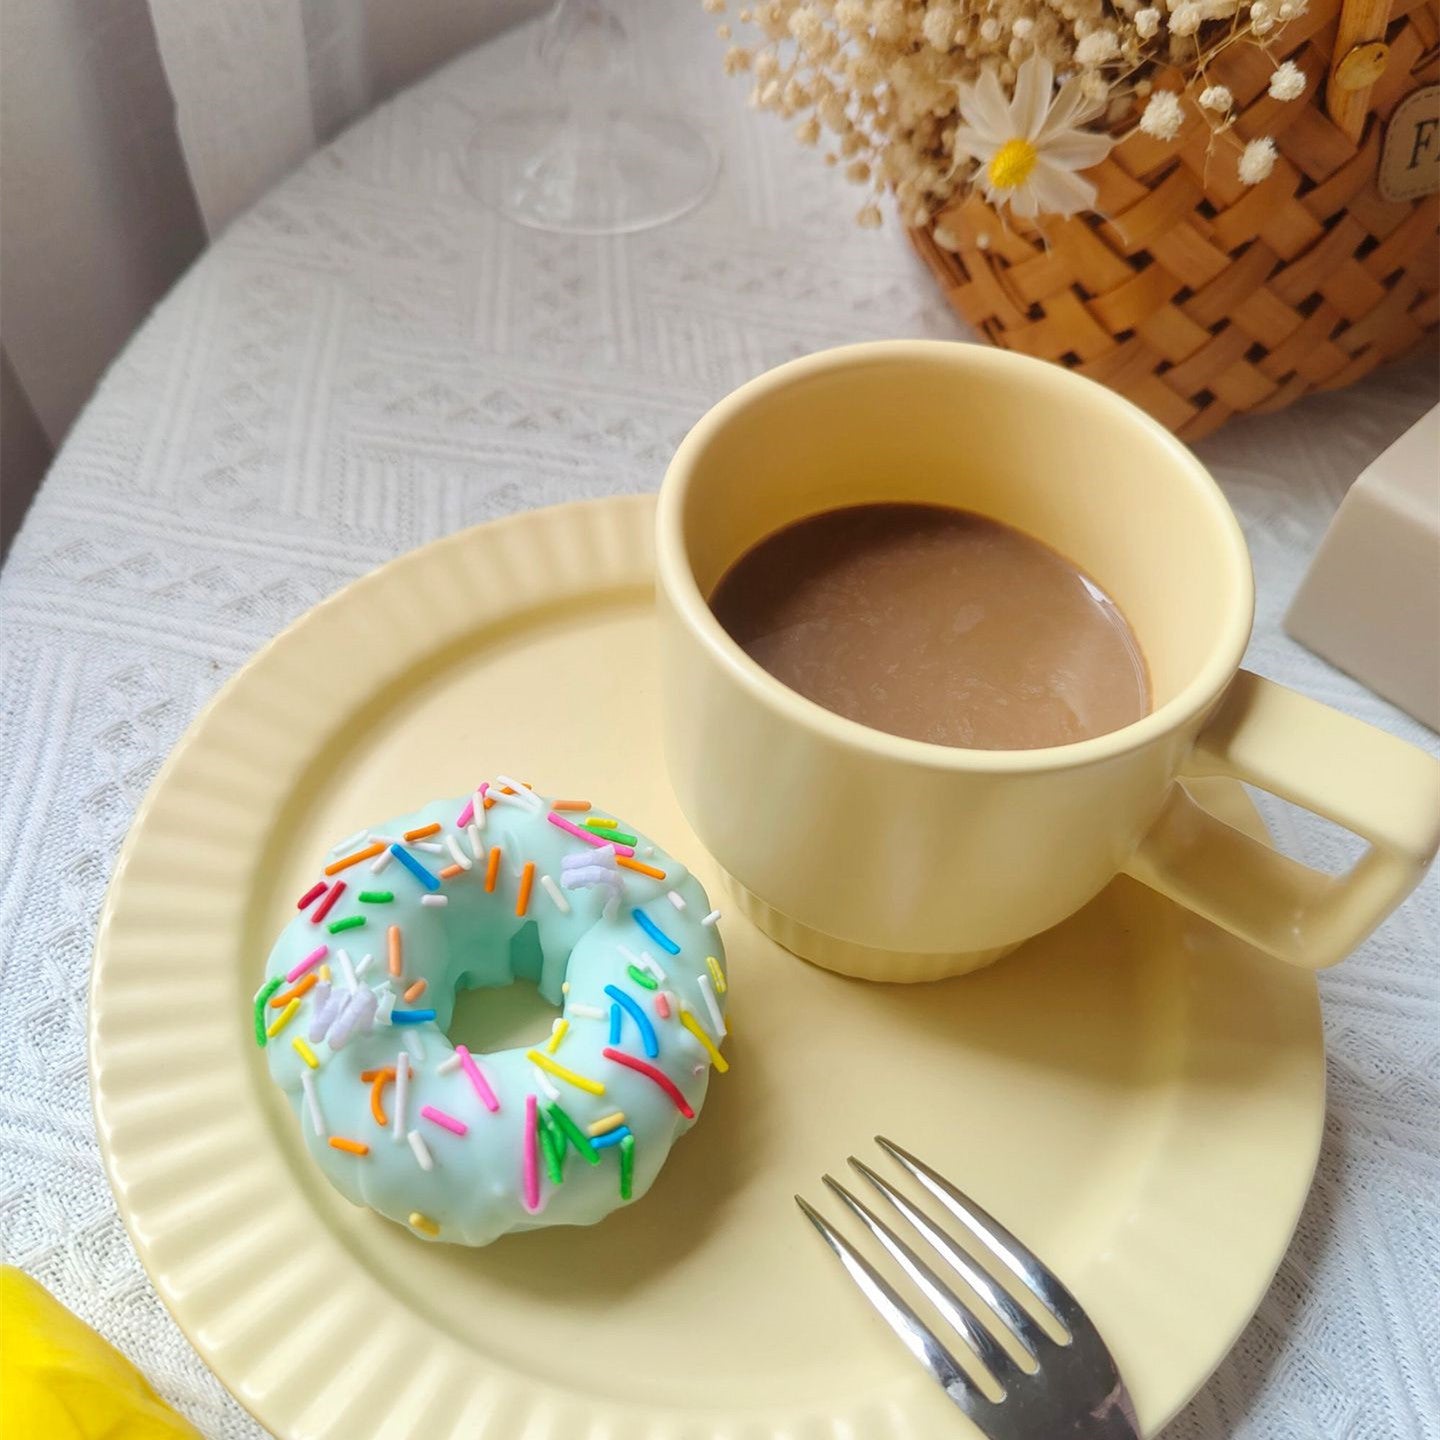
[465,106,718,235]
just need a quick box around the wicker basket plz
[912,0,1439,441]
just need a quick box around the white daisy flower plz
[1140,90,1185,140]
[1238,136,1277,183]
[952,55,1113,219]
[1075,29,1120,65]
[1269,61,1306,100]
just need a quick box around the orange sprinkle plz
[404,979,427,1002]
[551,800,591,811]
[270,972,318,1007]
[360,1064,409,1083]
[370,1071,390,1126]
[439,863,463,880]
[516,861,535,917]
[403,822,440,842]
[485,846,501,893]
[617,855,666,881]
[329,1137,369,1156]
[483,794,497,809]
[388,924,402,977]
[324,841,384,876]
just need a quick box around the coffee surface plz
[709,503,1150,750]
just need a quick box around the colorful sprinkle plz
[407,1129,434,1171]
[392,1009,436,1025]
[297,881,326,911]
[404,823,441,842]
[619,1133,635,1199]
[655,991,671,1020]
[253,978,283,1045]
[591,1123,631,1149]
[551,800,590,811]
[527,1049,606,1096]
[632,909,681,955]
[421,1104,468,1136]
[588,1111,626,1137]
[292,1037,319,1069]
[617,855,666,880]
[409,1212,439,1236]
[538,1114,565,1185]
[522,1095,540,1211]
[585,817,619,830]
[626,964,659,991]
[585,821,637,845]
[456,797,475,828]
[667,890,687,911]
[438,864,463,880]
[680,1009,729,1073]
[370,1071,391,1126]
[620,943,666,983]
[516,861,535,917]
[547,812,636,856]
[329,1137,368,1156]
[602,1047,694,1117]
[548,1102,601,1165]
[698,973,725,1035]
[300,1069,325,1135]
[311,881,346,924]
[324,841,385,876]
[445,834,473,871]
[456,1045,500,1112]
[328,914,365,934]
[358,890,393,904]
[420,895,448,907]
[603,985,659,1059]
[389,844,439,891]
[392,1050,409,1141]
[403,979,427,1002]
[484,846,501,893]
[266,998,301,1038]
[388,925,402,976]
[270,972,318,1007]
[701,909,721,927]
[707,955,728,993]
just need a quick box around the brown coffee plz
[709,503,1149,750]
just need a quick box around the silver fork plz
[796,1137,1141,1440]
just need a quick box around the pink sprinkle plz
[286,945,328,983]
[296,881,326,911]
[311,880,346,924]
[456,799,474,828]
[455,1044,500,1112]
[522,1094,540,1212]
[547,812,635,857]
[655,991,671,1020]
[420,1104,468,1137]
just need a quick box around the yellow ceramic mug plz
[656,341,1440,982]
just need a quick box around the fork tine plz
[848,1156,1046,1360]
[876,1137,1087,1336]
[822,1173,1022,1390]
[794,1195,986,1418]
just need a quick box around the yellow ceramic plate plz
[90,497,1323,1440]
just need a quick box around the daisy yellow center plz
[987,137,1039,190]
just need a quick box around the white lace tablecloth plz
[1,12,1436,1438]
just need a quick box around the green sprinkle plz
[548,1102,600,1166]
[584,823,637,846]
[253,978,283,1047]
[328,915,366,934]
[357,890,393,904]
[626,964,658,991]
[539,1112,565,1185]
[619,1133,635,1200]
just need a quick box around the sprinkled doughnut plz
[253,780,729,1244]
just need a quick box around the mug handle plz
[1122,670,1440,969]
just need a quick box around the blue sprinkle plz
[632,908,680,956]
[609,1002,622,1046]
[391,1009,436,1024]
[389,843,440,891]
[604,984,659,1059]
[591,1124,632,1150]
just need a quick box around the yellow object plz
[89,496,1325,1438]
[657,341,1440,980]
[0,1266,201,1439]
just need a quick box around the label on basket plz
[1380,84,1440,202]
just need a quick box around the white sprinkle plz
[619,943,666,983]
[330,827,368,855]
[369,833,400,844]
[667,890,687,911]
[692,1063,706,1076]
[471,790,487,832]
[300,1070,326,1137]
[698,973,724,1035]
[466,822,485,861]
[568,1002,606,1020]
[540,874,571,914]
[354,952,375,979]
[408,1029,426,1061]
[412,841,445,854]
[642,844,655,857]
[420,894,448,907]
[701,909,721,927]
[393,1051,409,1141]
[445,834,473,870]
[532,1065,560,1101]
[437,1052,463,1075]
[407,1129,434,1171]
[373,986,396,1025]
[370,849,393,873]
[490,787,536,814]
[496,776,544,810]
[336,948,357,991]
